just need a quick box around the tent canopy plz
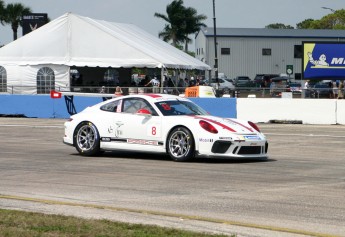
[0,13,210,70]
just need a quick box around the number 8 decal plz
[161,103,171,110]
[152,126,156,135]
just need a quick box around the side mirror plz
[136,109,152,116]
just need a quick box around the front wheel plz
[74,122,100,156]
[167,127,195,162]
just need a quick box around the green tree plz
[0,0,5,24]
[265,23,294,29]
[154,0,186,47]
[296,18,315,29]
[295,9,345,29]
[181,6,207,52]
[4,3,32,40]
[310,9,345,29]
[154,0,207,52]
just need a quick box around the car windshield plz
[290,83,301,87]
[155,99,208,116]
[211,78,224,83]
[238,78,249,80]
[314,84,329,89]
[237,78,250,82]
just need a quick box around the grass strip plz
[0,209,230,237]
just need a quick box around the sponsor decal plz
[159,102,171,110]
[115,130,123,137]
[303,42,345,79]
[112,121,123,138]
[108,126,114,133]
[147,124,161,137]
[234,135,261,141]
[243,135,261,141]
[219,137,233,140]
[127,139,159,146]
[199,138,213,142]
[101,137,127,142]
[50,90,62,99]
[234,136,246,141]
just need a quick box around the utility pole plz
[212,0,219,87]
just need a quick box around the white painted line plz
[0,124,63,128]
[265,133,345,138]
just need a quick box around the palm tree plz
[0,0,5,25]
[155,0,207,52]
[4,3,31,40]
[182,7,207,52]
[154,0,187,47]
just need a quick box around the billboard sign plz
[303,41,345,80]
[22,13,48,36]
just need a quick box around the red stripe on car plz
[193,116,236,132]
[146,94,162,98]
[225,118,254,132]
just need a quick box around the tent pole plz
[161,68,164,93]
[175,70,177,94]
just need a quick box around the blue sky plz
[1,0,344,49]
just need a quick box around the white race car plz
[63,94,268,161]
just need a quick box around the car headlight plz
[199,120,218,134]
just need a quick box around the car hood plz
[187,115,258,134]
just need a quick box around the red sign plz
[50,90,62,99]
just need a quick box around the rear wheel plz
[167,127,195,162]
[74,122,100,156]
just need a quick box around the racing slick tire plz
[74,121,100,156]
[167,127,195,162]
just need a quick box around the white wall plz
[196,31,345,80]
[336,100,345,124]
[237,98,341,125]
[6,64,70,94]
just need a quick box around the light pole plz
[212,0,219,87]
[321,7,335,13]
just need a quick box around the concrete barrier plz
[189,97,236,118]
[1,94,344,124]
[0,95,236,119]
[336,100,345,124]
[237,98,338,124]
[0,95,101,118]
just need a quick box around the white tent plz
[0,13,210,94]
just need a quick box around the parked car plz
[289,82,302,94]
[209,78,235,92]
[254,74,279,87]
[234,76,256,89]
[224,78,234,84]
[310,83,332,98]
[63,94,268,162]
[269,77,290,97]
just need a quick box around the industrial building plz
[195,27,345,80]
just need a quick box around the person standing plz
[332,81,338,99]
[338,81,344,99]
[114,86,123,97]
[145,76,160,93]
[100,86,106,93]
[328,81,333,99]
[183,78,189,87]
[304,80,310,98]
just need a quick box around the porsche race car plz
[63,94,268,161]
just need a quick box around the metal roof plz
[200,27,345,39]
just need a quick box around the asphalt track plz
[0,118,344,237]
